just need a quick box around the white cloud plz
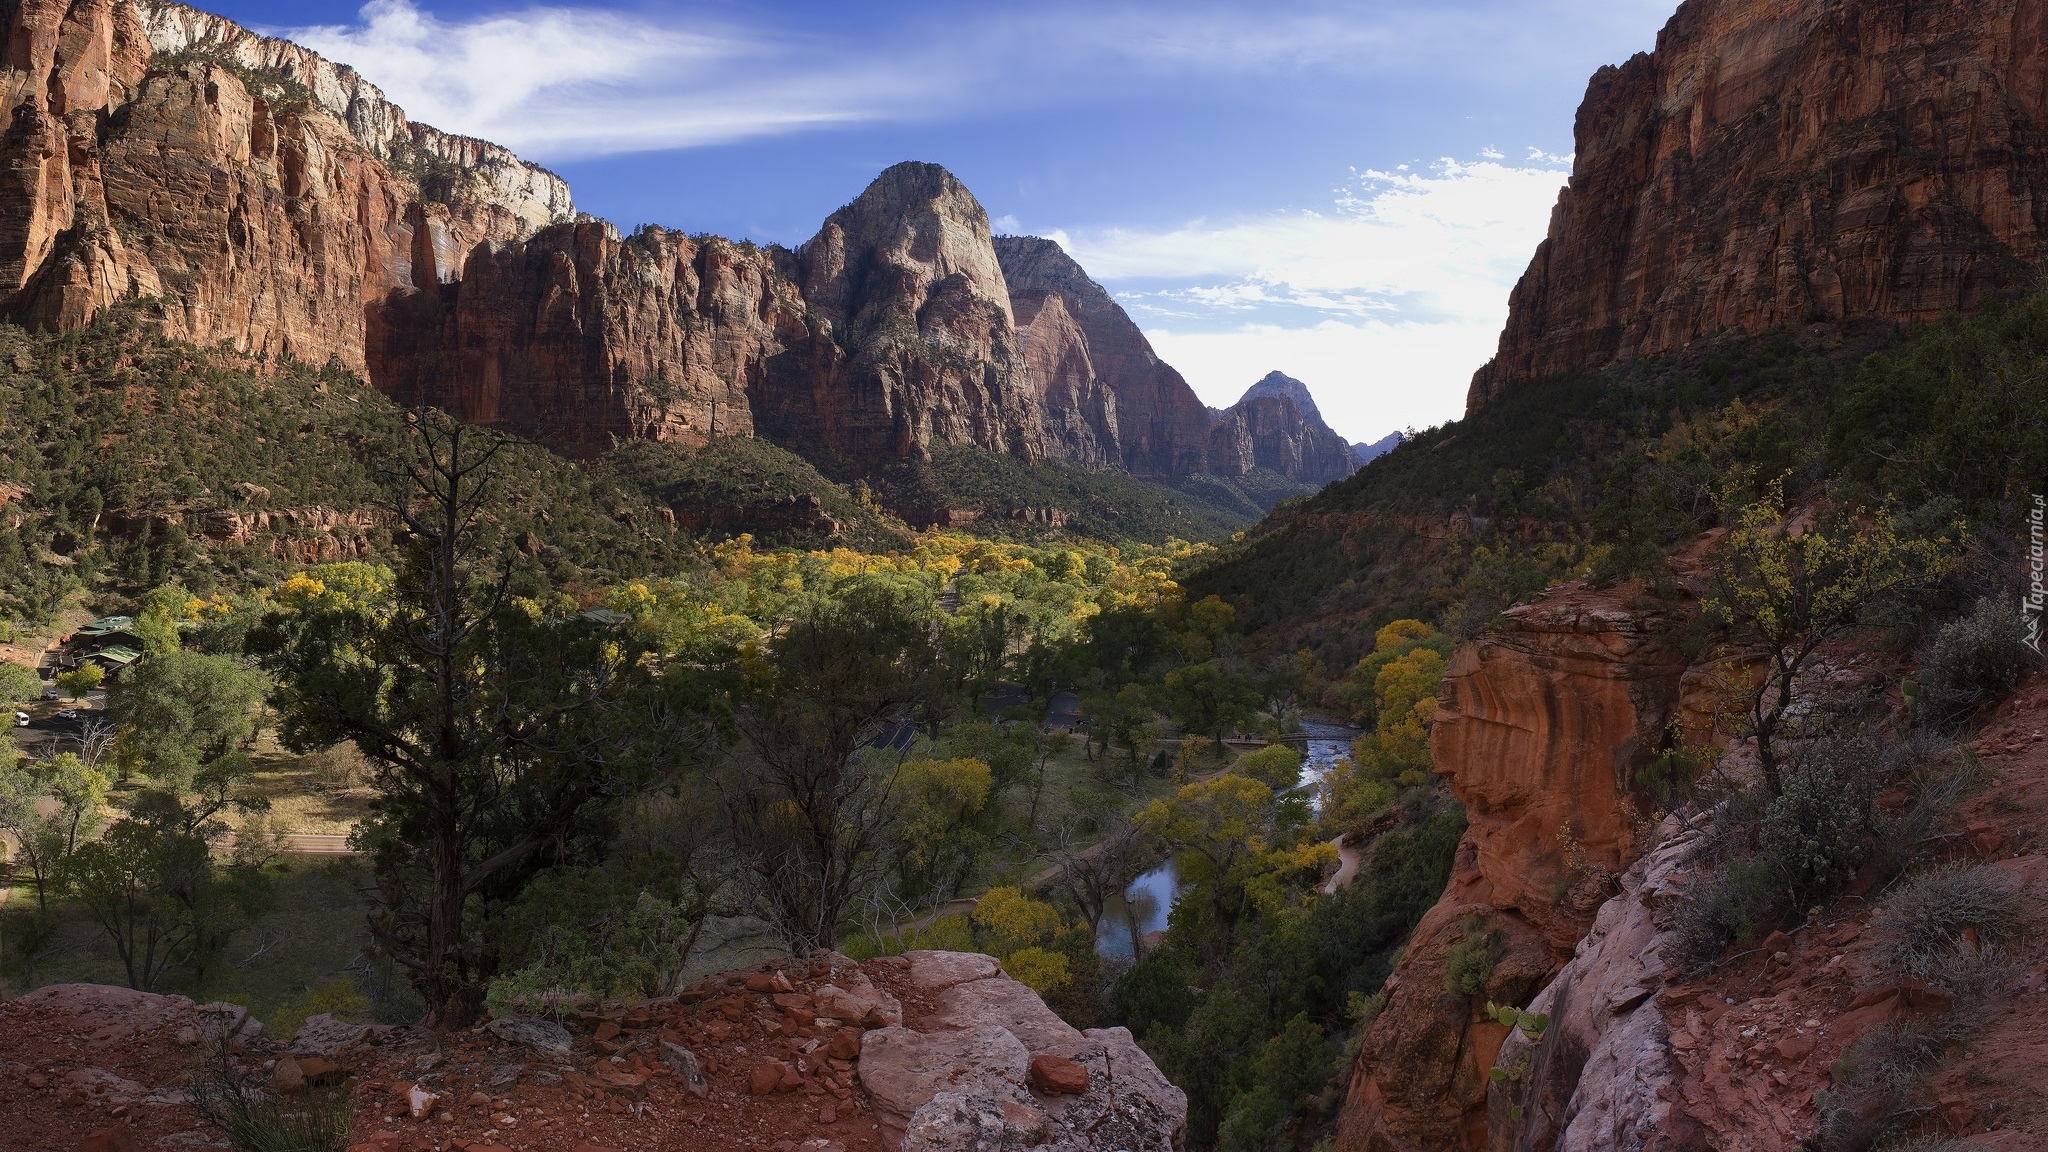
[1049,156,1569,440]
[283,1,1671,161]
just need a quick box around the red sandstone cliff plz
[1469,0,2048,411]
[1335,585,1690,1152]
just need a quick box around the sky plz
[208,0,1680,443]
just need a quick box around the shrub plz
[1758,758,1873,909]
[1920,599,2041,728]
[1668,855,1780,974]
[1868,865,2023,996]
[191,1031,354,1152]
[267,979,370,1042]
[1005,946,1071,997]
[1234,744,1305,791]
[1442,916,1498,999]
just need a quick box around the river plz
[1094,719,1361,961]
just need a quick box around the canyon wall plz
[1469,0,2048,411]
[1335,585,1690,1152]
[0,1,1352,486]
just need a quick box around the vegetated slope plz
[865,443,1264,544]
[1188,301,2048,668]
[600,435,911,553]
[0,312,692,623]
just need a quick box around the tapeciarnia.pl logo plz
[2027,493,2044,655]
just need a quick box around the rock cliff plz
[0,1,1355,494]
[1469,0,2048,411]
[994,236,1213,478]
[1206,371,1357,485]
[1334,584,1690,1152]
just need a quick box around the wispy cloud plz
[1044,155,1571,439]
[286,0,1668,161]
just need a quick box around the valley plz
[1,1,2048,1151]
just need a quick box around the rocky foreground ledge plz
[0,950,1185,1152]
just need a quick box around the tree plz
[892,757,993,902]
[65,772,270,993]
[107,650,266,787]
[56,663,102,701]
[251,413,678,1026]
[1137,775,1333,940]
[721,579,937,953]
[0,661,40,709]
[1082,685,1158,783]
[1160,662,1260,743]
[1704,483,1960,794]
[1046,817,1155,941]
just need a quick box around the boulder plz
[859,1026,1032,1146]
[291,1013,370,1057]
[660,1042,709,1097]
[483,1016,573,1054]
[1029,1054,1090,1096]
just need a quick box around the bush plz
[1758,756,1874,909]
[1868,865,2023,996]
[1442,916,1498,999]
[191,1032,354,1152]
[1919,599,2041,728]
[267,978,370,1042]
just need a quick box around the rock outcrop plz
[1469,0,2048,411]
[1206,371,1357,485]
[0,951,1186,1152]
[1334,585,1690,1152]
[861,950,1187,1151]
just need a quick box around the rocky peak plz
[994,235,1213,478]
[801,160,1014,329]
[1238,370,1324,419]
[1207,370,1356,485]
[1469,0,2048,412]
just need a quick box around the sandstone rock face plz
[1484,818,1697,1152]
[1470,0,2048,411]
[1207,371,1356,485]
[370,220,788,454]
[860,950,1187,1151]
[778,162,1046,462]
[138,2,571,232]
[1335,585,1690,1152]
[995,236,1212,478]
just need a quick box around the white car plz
[12,711,27,727]
[56,709,78,720]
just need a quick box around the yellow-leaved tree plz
[1705,480,1962,795]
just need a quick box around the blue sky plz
[211,0,1679,442]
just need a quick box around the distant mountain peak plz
[1238,371,1323,420]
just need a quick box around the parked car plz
[40,688,58,700]
[56,708,78,720]
[12,711,27,727]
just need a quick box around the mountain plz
[1205,371,1357,485]
[1350,432,1401,469]
[1467,0,2048,411]
[994,236,1214,477]
[0,2,1351,538]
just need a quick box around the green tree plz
[0,661,41,709]
[1082,684,1159,782]
[107,650,266,787]
[1704,483,1961,794]
[722,579,937,953]
[1160,662,1260,742]
[892,757,993,902]
[251,413,679,1026]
